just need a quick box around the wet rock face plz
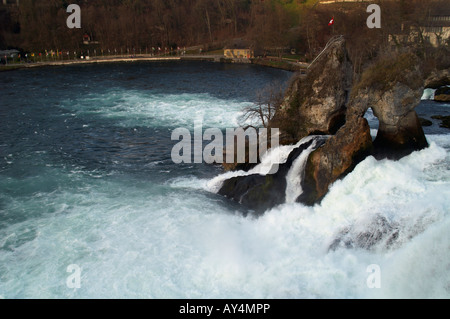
[372,82,428,159]
[328,215,400,251]
[434,86,450,102]
[218,42,430,210]
[373,110,428,159]
[298,117,373,206]
[419,117,433,127]
[431,115,450,129]
[218,138,326,214]
[218,173,283,213]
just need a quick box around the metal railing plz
[307,35,344,70]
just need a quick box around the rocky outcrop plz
[431,115,450,129]
[296,51,428,204]
[350,52,428,160]
[328,215,400,251]
[424,68,450,102]
[434,86,450,102]
[424,68,450,89]
[419,117,433,127]
[298,53,428,206]
[218,137,326,213]
[298,117,372,205]
[373,110,428,159]
[271,36,353,142]
[218,41,429,211]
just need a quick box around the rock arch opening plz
[363,107,379,141]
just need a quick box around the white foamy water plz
[203,137,314,193]
[285,138,320,203]
[1,136,448,298]
[60,90,254,128]
[421,88,436,100]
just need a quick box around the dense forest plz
[0,0,449,68]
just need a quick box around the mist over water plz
[0,62,449,298]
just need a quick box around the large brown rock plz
[434,86,450,102]
[298,52,430,205]
[218,137,327,213]
[298,117,373,205]
[217,46,430,211]
[350,52,428,159]
[272,36,353,141]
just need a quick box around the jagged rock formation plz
[218,39,429,211]
[424,68,450,102]
[349,52,428,159]
[299,117,372,205]
[434,86,450,102]
[271,36,353,143]
[431,115,450,129]
[218,137,326,213]
[298,52,429,204]
[328,215,400,251]
[419,117,433,127]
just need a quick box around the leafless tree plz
[240,82,285,129]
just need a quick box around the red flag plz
[328,17,334,26]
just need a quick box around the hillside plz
[0,0,448,71]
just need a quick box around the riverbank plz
[0,54,309,73]
[252,57,308,72]
[0,55,182,72]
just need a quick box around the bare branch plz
[239,81,285,129]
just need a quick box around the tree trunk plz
[205,8,213,43]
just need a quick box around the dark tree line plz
[0,0,448,70]
[0,0,255,51]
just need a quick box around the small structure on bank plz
[0,49,19,63]
[390,6,450,48]
[224,48,254,60]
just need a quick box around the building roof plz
[0,49,19,55]
[427,7,450,27]
[429,5,450,17]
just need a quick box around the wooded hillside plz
[0,0,448,68]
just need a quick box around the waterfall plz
[207,135,327,198]
[206,138,309,193]
[285,137,323,203]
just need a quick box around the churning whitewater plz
[0,62,449,299]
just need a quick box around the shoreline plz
[0,54,308,73]
[0,55,182,72]
[251,57,308,72]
